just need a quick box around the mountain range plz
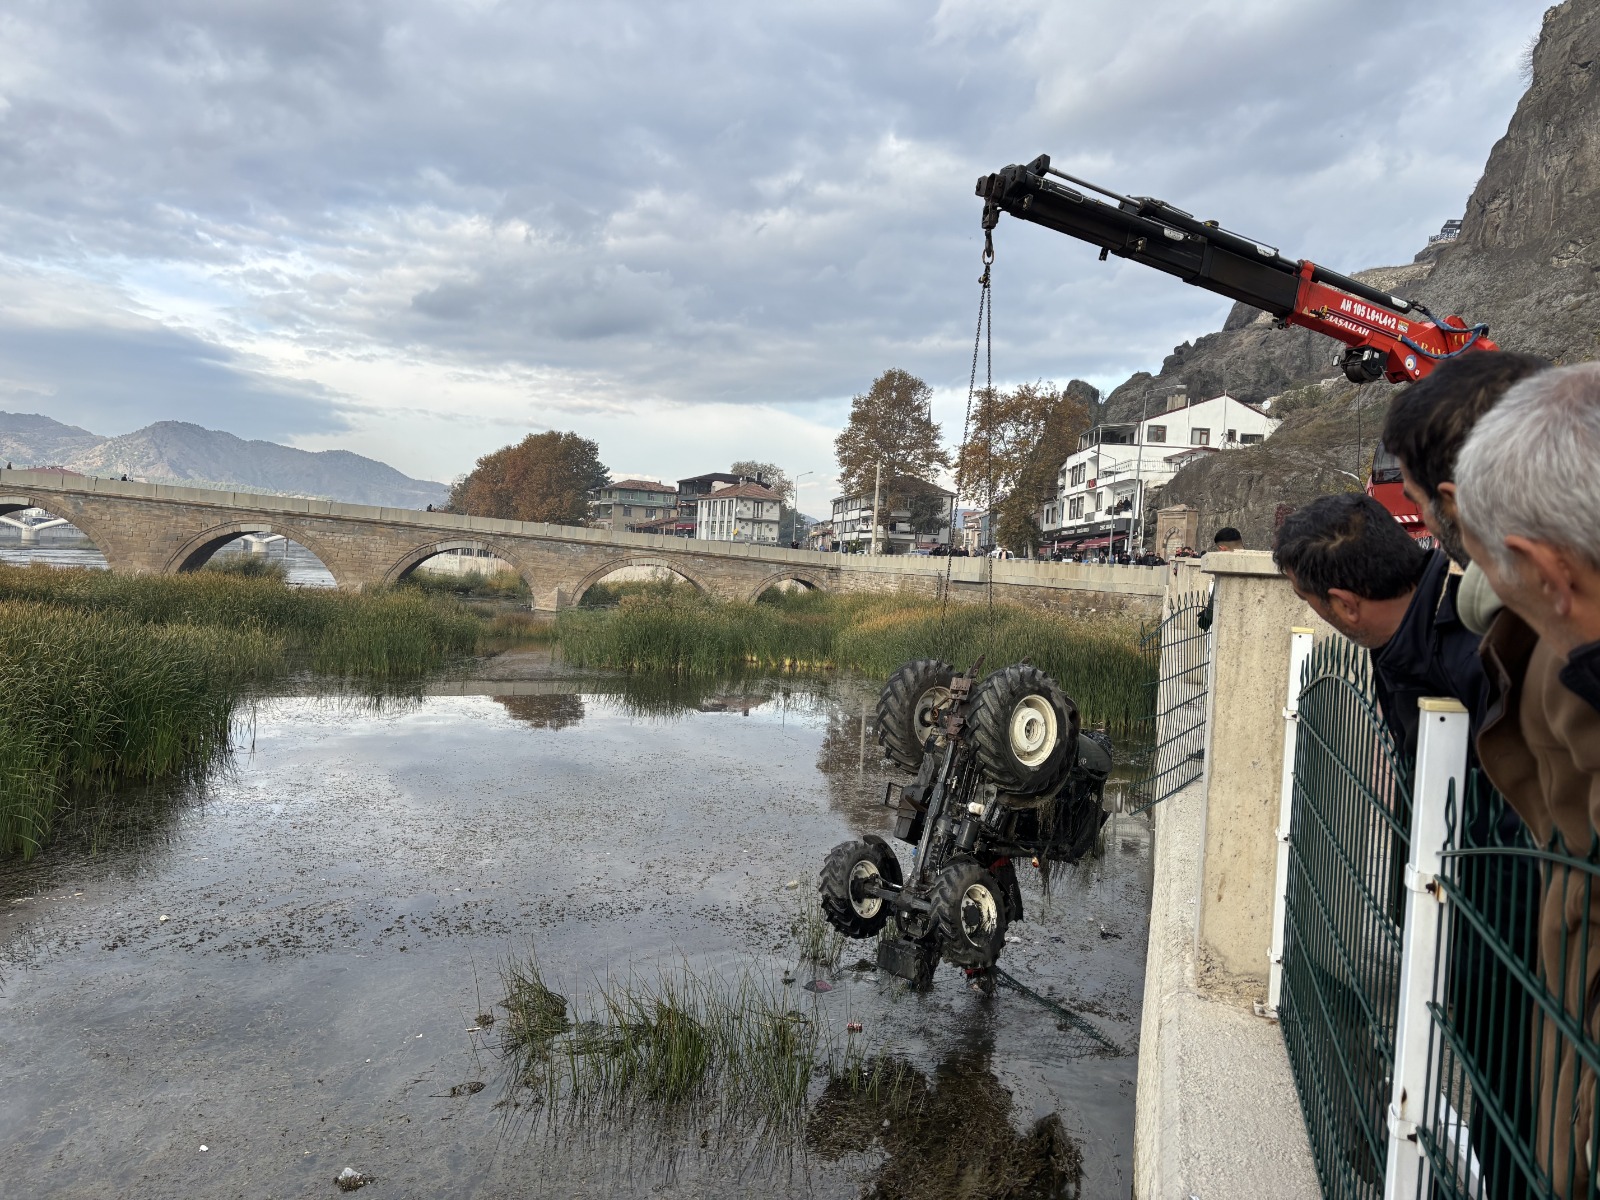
[0,414,449,510]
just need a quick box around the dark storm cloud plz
[0,0,1548,448]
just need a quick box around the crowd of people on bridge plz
[1266,352,1600,1197]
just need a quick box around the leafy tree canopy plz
[446,431,609,525]
[834,369,950,500]
[957,380,1092,553]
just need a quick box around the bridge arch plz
[382,538,534,591]
[745,567,832,603]
[165,520,345,584]
[570,555,709,606]
[0,493,118,567]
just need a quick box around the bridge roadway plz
[0,468,1164,614]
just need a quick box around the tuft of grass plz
[402,566,530,600]
[485,610,557,642]
[202,554,289,581]
[791,896,846,970]
[498,951,907,1139]
[554,588,1151,733]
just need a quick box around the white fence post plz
[1263,627,1314,1019]
[1384,697,1470,1200]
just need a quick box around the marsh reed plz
[555,586,1152,733]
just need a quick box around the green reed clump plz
[401,566,530,599]
[0,562,482,680]
[791,896,846,969]
[500,953,894,1138]
[553,587,1151,733]
[202,554,289,581]
[0,600,283,857]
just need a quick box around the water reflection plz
[807,1047,1084,1200]
[497,693,586,730]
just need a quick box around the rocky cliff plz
[1104,0,1598,548]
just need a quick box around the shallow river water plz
[0,651,1153,1199]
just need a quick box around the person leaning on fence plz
[1272,493,1488,760]
[1455,362,1600,1198]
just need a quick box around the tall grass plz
[555,588,1152,733]
[0,563,488,857]
[402,567,530,600]
[0,562,482,678]
[0,600,282,856]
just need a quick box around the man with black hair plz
[1273,493,1488,759]
[1381,350,1550,565]
[1212,526,1243,552]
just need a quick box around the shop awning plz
[1077,534,1127,550]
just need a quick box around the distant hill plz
[0,414,448,509]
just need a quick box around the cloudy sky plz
[0,0,1546,507]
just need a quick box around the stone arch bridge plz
[0,469,1163,616]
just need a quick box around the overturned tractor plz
[818,660,1112,992]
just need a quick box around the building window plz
[1069,497,1084,520]
[1069,463,1086,486]
[1226,429,1237,443]
[1145,425,1167,444]
[1191,428,1210,446]
[1240,433,1263,445]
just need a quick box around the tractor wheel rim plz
[959,883,998,944]
[1009,695,1059,767]
[849,859,883,918]
[914,687,952,744]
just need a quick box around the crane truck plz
[974,155,1498,537]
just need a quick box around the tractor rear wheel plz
[969,664,1080,795]
[875,659,955,773]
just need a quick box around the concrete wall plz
[1195,551,1332,987]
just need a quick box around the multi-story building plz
[1041,391,1279,553]
[674,473,743,537]
[828,477,955,554]
[694,482,782,544]
[587,478,678,531]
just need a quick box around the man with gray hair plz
[1454,361,1600,1196]
[1457,361,1600,715]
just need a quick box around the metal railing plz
[1268,630,1600,1200]
[1128,587,1211,813]
[1276,636,1412,1198]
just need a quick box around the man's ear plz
[1325,587,1364,626]
[1434,481,1459,523]
[1505,536,1577,615]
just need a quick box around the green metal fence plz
[1280,637,1411,1199]
[1414,773,1586,1199]
[1128,588,1211,814]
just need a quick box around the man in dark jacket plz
[1273,494,1488,759]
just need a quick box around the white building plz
[1042,392,1279,552]
[694,482,782,544]
[828,477,955,553]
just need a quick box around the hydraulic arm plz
[975,155,1495,384]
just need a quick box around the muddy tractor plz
[818,660,1111,991]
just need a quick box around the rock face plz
[1101,0,1598,547]
[0,412,448,509]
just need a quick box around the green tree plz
[957,381,1091,555]
[834,369,950,498]
[446,431,609,525]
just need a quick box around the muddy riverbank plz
[0,651,1152,1198]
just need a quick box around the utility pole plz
[1133,395,1150,553]
[870,460,883,555]
[791,470,813,544]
